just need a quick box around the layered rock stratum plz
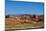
[5,14,44,30]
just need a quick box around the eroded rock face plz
[5,15,44,23]
[5,15,44,30]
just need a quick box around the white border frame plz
[0,0,5,31]
[0,0,45,31]
[10,0,44,2]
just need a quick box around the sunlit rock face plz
[5,14,44,30]
[5,14,44,23]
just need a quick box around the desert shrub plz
[5,15,10,18]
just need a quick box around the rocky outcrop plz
[5,15,44,23]
[5,14,44,30]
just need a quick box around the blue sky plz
[6,0,44,15]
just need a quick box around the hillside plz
[5,14,44,30]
